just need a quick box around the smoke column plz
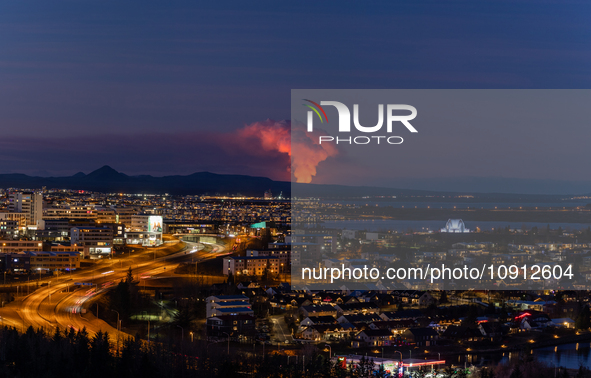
[236,120,338,183]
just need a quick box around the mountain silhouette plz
[0,167,578,197]
[0,166,290,196]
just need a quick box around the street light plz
[177,325,184,342]
[394,350,403,371]
[222,332,230,355]
[190,331,194,342]
[111,310,120,331]
[111,310,121,354]
[325,344,332,359]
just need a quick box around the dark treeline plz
[2,326,590,378]
[0,325,349,378]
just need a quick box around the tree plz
[355,356,374,378]
[440,291,449,304]
[111,278,132,321]
[576,365,591,378]
[561,367,571,378]
[510,366,523,378]
[464,305,479,326]
[126,266,133,283]
[480,367,495,378]
[262,260,272,282]
[173,304,195,329]
[499,303,509,323]
[575,305,591,330]
[376,363,386,377]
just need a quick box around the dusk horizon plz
[2,1,591,377]
[3,164,591,196]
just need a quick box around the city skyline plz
[2,2,591,377]
[2,1,591,193]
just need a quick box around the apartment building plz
[8,192,43,227]
[126,215,162,246]
[246,248,290,271]
[222,256,280,276]
[3,253,30,273]
[26,251,81,271]
[43,206,96,220]
[0,240,43,254]
[48,242,85,255]
[0,212,28,233]
[0,220,19,238]
[113,207,139,226]
[96,208,117,224]
[70,226,113,258]
[206,295,253,318]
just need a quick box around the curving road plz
[0,238,227,344]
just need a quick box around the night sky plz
[2,1,591,191]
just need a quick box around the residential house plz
[402,328,439,346]
[300,304,337,318]
[354,329,395,347]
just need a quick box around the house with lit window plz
[206,314,255,339]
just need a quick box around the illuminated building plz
[25,251,81,271]
[70,226,113,258]
[440,219,470,233]
[205,295,252,317]
[0,240,43,254]
[8,192,43,227]
[43,205,96,220]
[222,256,280,276]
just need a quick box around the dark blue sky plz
[1,1,591,184]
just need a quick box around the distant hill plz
[0,166,582,199]
[0,166,290,196]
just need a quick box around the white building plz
[341,229,357,239]
[126,215,163,246]
[9,192,43,227]
[131,214,150,231]
[206,295,253,318]
[440,219,470,233]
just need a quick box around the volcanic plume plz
[236,119,338,183]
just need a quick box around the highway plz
[0,237,228,344]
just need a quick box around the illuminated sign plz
[250,222,266,229]
[148,216,163,233]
